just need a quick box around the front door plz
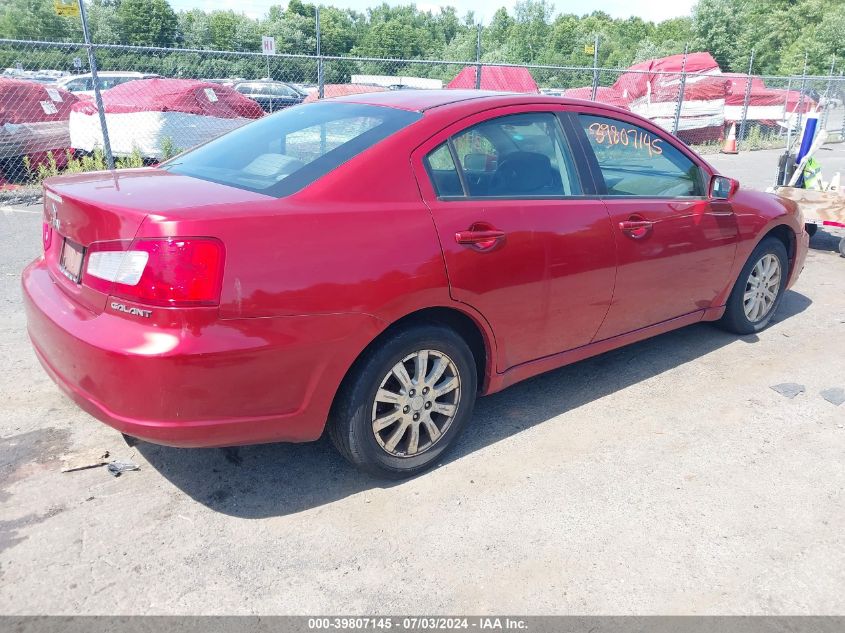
[572,112,739,340]
[413,107,617,371]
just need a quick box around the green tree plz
[117,0,178,47]
[87,0,121,44]
[0,0,73,41]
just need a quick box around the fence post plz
[475,24,482,90]
[77,0,114,169]
[737,49,755,150]
[840,72,845,139]
[794,52,809,146]
[316,6,324,99]
[590,34,599,101]
[820,55,835,132]
[671,45,688,135]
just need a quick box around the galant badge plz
[110,302,152,318]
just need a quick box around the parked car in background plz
[201,78,245,88]
[233,80,305,112]
[24,91,808,478]
[57,72,160,95]
[2,68,66,85]
[69,78,264,160]
[290,82,318,95]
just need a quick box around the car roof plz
[322,89,624,114]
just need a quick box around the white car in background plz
[56,71,160,95]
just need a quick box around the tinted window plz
[579,114,704,197]
[425,143,463,197]
[162,102,421,197]
[450,112,581,198]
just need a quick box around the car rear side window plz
[578,114,705,197]
[161,102,421,198]
[445,112,582,199]
[425,143,464,197]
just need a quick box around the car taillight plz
[83,237,225,306]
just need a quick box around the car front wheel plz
[329,324,478,478]
[719,236,789,334]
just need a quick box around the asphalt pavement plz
[1,146,844,614]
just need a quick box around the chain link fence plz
[1,37,843,188]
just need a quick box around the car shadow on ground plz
[137,289,812,518]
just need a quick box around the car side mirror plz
[710,175,738,200]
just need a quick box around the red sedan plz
[23,91,809,478]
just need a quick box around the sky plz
[167,0,696,24]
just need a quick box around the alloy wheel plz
[371,349,461,457]
[743,253,781,322]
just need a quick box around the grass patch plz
[24,147,145,186]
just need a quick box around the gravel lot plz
[1,147,844,615]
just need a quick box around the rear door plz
[572,112,738,340]
[412,106,617,371]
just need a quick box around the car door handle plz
[619,219,653,239]
[455,228,506,250]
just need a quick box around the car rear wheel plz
[719,237,789,334]
[328,324,477,479]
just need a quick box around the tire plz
[328,324,478,479]
[719,237,789,335]
[804,223,817,237]
[839,237,845,258]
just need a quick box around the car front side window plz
[578,114,705,198]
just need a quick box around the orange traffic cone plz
[721,123,738,154]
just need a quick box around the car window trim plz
[423,140,468,198]
[556,112,603,196]
[434,194,609,202]
[446,138,470,197]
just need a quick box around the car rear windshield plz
[161,102,421,197]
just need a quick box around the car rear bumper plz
[23,258,383,447]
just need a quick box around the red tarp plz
[723,75,814,108]
[0,78,78,124]
[71,78,264,119]
[304,84,387,103]
[612,52,726,102]
[448,66,539,93]
[562,86,629,109]
[721,73,815,124]
[723,73,767,95]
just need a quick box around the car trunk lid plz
[41,167,274,314]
